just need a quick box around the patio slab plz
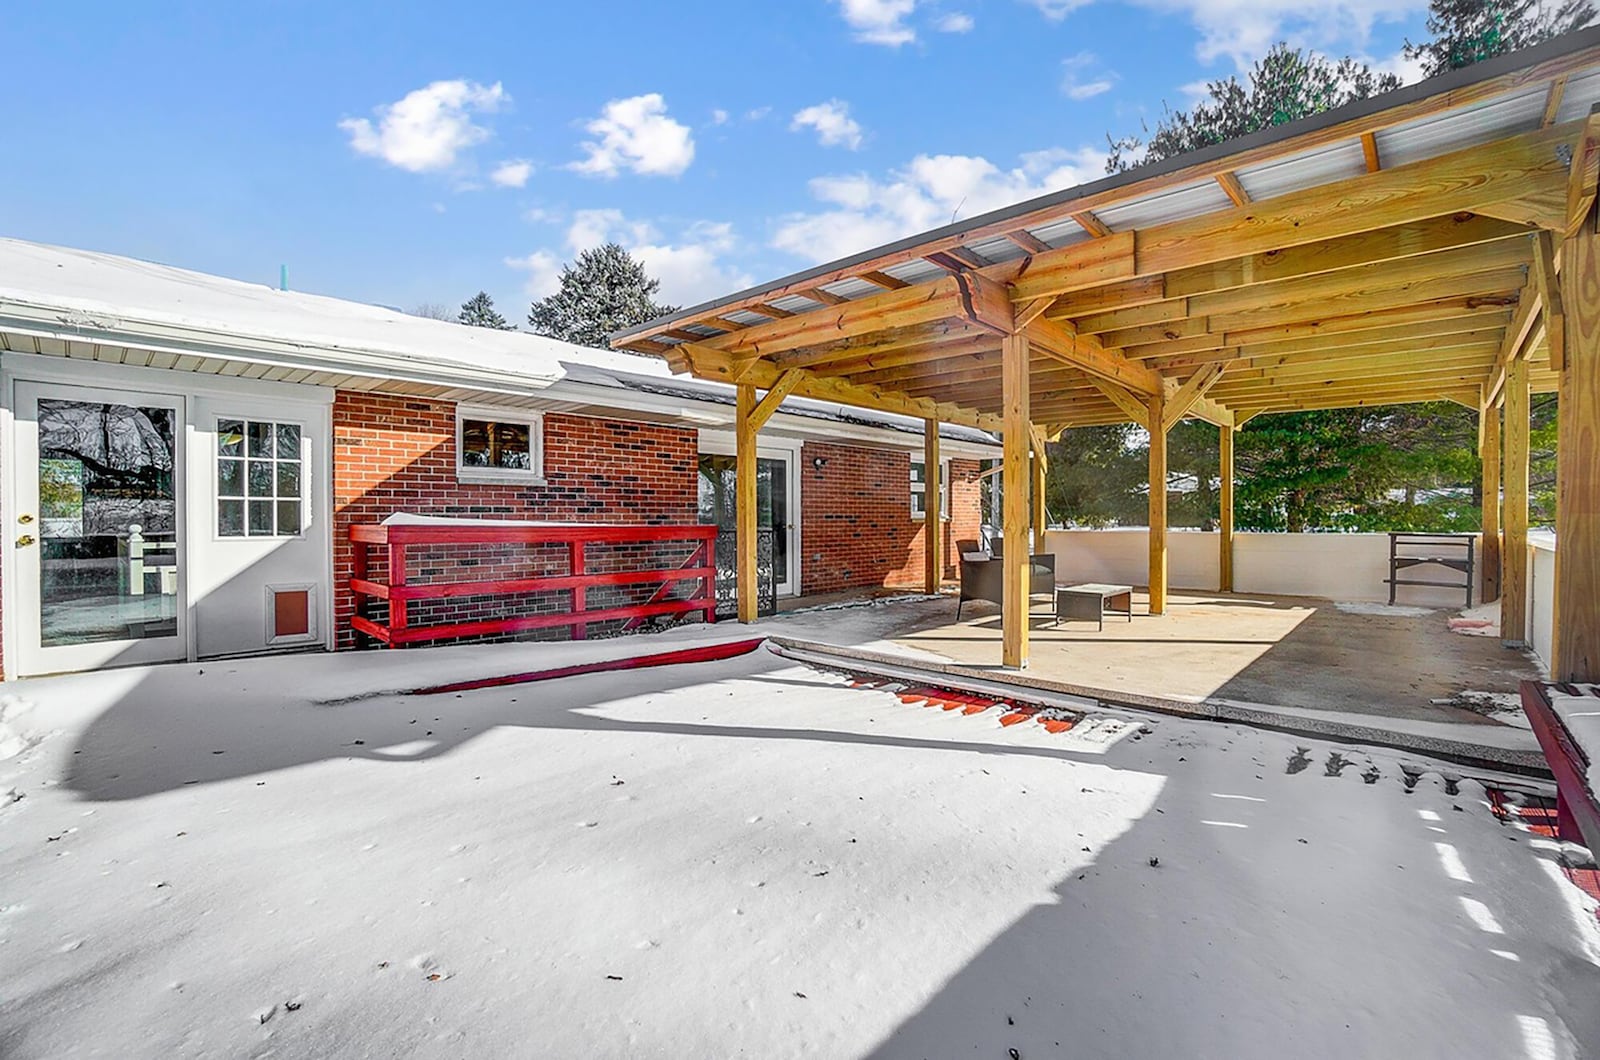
[886,591,1544,727]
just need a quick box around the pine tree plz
[1405,0,1594,78]
[527,243,677,349]
[1106,44,1401,172]
[458,291,514,330]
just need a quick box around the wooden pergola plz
[612,30,1600,683]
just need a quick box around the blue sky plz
[3,0,1431,323]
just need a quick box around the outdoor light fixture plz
[812,456,828,471]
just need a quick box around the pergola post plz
[1219,424,1235,593]
[1502,357,1530,648]
[1148,395,1168,616]
[1031,433,1047,549]
[1555,210,1600,682]
[924,419,941,595]
[1002,332,1031,669]
[735,384,759,624]
[1479,401,1502,603]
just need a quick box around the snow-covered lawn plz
[2,618,1597,1058]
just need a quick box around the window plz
[910,458,951,521]
[217,419,303,537]
[457,408,543,483]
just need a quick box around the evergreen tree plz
[458,291,514,330]
[1106,44,1401,173]
[527,243,677,349]
[1405,0,1594,78]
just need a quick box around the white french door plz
[697,444,799,596]
[11,382,187,675]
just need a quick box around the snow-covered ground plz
[2,610,1598,1059]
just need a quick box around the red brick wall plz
[798,440,983,595]
[332,392,698,648]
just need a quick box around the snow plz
[1335,600,1436,618]
[0,237,668,390]
[1552,686,1600,801]
[1451,599,1502,637]
[2,608,1597,1058]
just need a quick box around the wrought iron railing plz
[714,527,775,619]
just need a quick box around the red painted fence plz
[349,521,718,647]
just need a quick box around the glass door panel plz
[13,383,185,674]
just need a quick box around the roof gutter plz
[0,300,565,398]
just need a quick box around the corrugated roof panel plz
[1375,84,1549,168]
[768,293,820,313]
[824,277,887,300]
[964,236,1028,263]
[883,258,949,285]
[723,309,770,326]
[1025,219,1093,247]
[1095,179,1234,230]
[1554,68,1600,123]
[1234,139,1369,201]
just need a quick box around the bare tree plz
[409,302,455,321]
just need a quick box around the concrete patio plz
[885,591,1543,728]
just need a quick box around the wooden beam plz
[1031,429,1048,546]
[736,385,759,624]
[925,419,942,594]
[1485,285,1541,406]
[1360,132,1381,173]
[1219,424,1235,592]
[1215,170,1249,206]
[1073,211,1113,238]
[1480,399,1501,604]
[748,370,803,431]
[1554,195,1600,681]
[1088,378,1152,428]
[799,286,848,306]
[1162,363,1227,431]
[1148,393,1168,616]
[674,342,1003,431]
[746,303,795,320]
[860,270,911,290]
[1026,316,1165,395]
[1502,356,1530,647]
[1014,296,1057,331]
[1542,75,1569,128]
[1567,105,1600,238]
[1532,229,1567,370]
[1005,229,1051,253]
[1002,332,1031,669]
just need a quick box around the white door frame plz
[10,380,189,676]
[697,432,801,596]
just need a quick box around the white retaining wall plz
[1044,528,1482,608]
[1527,531,1556,669]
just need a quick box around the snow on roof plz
[0,237,596,389]
[0,237,994,448]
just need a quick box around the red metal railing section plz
[349,522,718,647]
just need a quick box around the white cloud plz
[1061,52,1118,100]
[511,211,751,306]
[711,108,731,125]
[505,250,563,300]
[935,11,975,31]
[572,93,695,178]
[791,100,865,150]
[339,80,508,173]
[1023,0,1093,19]
[489,159,533,188]
[772,146,1106,263]
[835,0,918,46]
[1367,44,1427,85]
[1141,0,1426,69]
[746,106,774,122]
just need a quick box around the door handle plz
[17,514,33,524]
[15,534,35,547]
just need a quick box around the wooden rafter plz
[1361,132,1381,173]
[1073,211,1113,237]
[1215,171,1250,206]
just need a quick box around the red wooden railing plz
[349,522,718,647]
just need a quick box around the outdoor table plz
[1053,583,1134,631]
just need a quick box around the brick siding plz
[332,392,699,649]
[798,440,983,596]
